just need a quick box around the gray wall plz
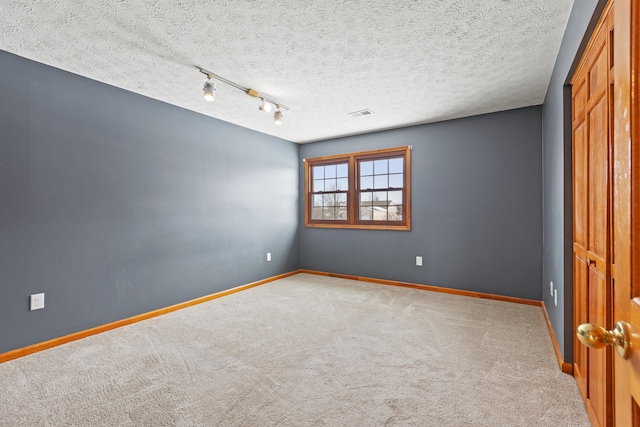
[0,50,300,354]
[299,107,543,300]
[541,0,606,362]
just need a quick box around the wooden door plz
[611,0,640,425]
[574,0,640,425]
[572,3,615,426]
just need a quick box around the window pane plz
[388,191,403,204]
[360,192,373,206]
[337,163,348,178]
[312,207,323,219]
[313,166,324,179]
[360,176,373,190]
[323,194,335,207]
[323,207,335,220]
[360,206,372,220]
[337,207,347,220]
[388,204,401,221]
[374,191,387,203]
[389,173,403,188]
[313,179,325,192]
[325,164,337,178]
[336,178,348,191]
[326,193,347,207]
[374,175,388,189]
[372,206,388,221]
[360,161,373,176]
[325,178,337,191]
[374,159,388,174]
[389,158,403,174]
[313,194,324,207]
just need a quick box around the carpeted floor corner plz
[0,273,590,426]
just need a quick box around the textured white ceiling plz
[0,0,574,143]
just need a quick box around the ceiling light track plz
[197,67,289,125]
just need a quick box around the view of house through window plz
[304,146,411,230]
[358,157,404,222]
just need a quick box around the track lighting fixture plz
[274,109,283,126]
[258,98,272,112]
[203,79,216,102]
[197,67,289,125]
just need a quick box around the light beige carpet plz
[0,273,590,426]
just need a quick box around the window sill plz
[304,222,411,231]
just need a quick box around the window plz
[304,146,411,230]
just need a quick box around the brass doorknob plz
[576,321,630,359]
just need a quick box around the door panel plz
[588,95,609,261]
[574,252,588,398]
[574,121,588,247]
[589,42,609,101]
[588,264,610,427]
[574,80,587,121]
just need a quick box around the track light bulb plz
[203,81,215,102]
[274,110,283,125]
[259,99,272,112]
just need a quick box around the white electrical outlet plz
[554,289,558,306]
[416,256,423,266]
[30,293,45,311]
[267,252,271,262]
[550,281,554,296]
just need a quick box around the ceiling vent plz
[348,109,374,117]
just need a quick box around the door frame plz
[563,0,610,372]
[569,2,616,424]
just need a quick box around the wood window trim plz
[304,146,411,231]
